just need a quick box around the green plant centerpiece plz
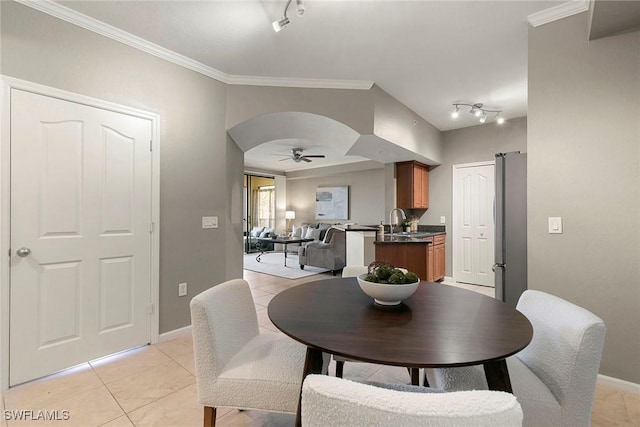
[357,261,421,305]
[363,261,419,285]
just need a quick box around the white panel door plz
[453,163,495,287]
[9,89,152,385]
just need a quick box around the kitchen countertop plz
[374,231,445,245]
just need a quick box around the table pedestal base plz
[483,359,512,393]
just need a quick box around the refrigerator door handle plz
[492,263,505,272]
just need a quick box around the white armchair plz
[301,375,523,427]
[190,279,307,426]
[428,290,606,427]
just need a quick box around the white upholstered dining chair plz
[302,374,523,427]
[428,290,606,427]
[341,265,369,279]
[190,279,307,427]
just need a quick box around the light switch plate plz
[548,217,562,234]
[202,216,218,229]
[178,282,187,297]
[440,216,446,224]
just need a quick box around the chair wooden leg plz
[336,360,345,378]
[204,406,216,427]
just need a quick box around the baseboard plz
[597,374,640,394]
[159,325,192,343]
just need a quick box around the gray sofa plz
[244,226,274,253]
[298,226,346,275]
[275,223,332,253]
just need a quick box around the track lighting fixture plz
[272,0,304,32]
[451,103,505,125]
[272,17,290,32]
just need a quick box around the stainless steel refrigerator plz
[494,152,527,308]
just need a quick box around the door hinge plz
[150,222,154,233]
[149,140,152,152]
[147,303,154,315]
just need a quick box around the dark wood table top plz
[256,237,314,244]
[268,277,533,368]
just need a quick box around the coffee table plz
[268,277,533,427]
[255,237,314,266]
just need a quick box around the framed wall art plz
[315,186,349,220]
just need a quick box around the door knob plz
[16,247,31,257]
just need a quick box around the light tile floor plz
[1,270,637,426]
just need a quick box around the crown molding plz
[227,75,374,90]
[15,0,230,83]
[527,0,590,27]
[16,0,372,91]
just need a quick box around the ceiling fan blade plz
[279,157,291,161]
[302,155,325,158]
[300,157,312,162]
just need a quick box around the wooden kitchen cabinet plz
[432,235,446,282]
[396,161,429,209]
[375,234,445,282]
[376,242,430,281]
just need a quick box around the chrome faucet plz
[388,208,406,237]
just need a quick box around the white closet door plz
[10,89,153,385]
[453,162,495,287]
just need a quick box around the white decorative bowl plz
[356,273,420,306]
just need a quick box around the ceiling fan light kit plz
[451,103,505,125]
[274,148,326,163]
[272,0,305,32]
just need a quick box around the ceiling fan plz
[275,147,326,163]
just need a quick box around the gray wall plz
[226,85,374,135]
[373,85,443,164]
[529,13,640,383]
[423,117,528,276]
[1,2,241,334]
[286,167,386,226]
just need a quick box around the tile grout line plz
[124,382,196,426]
[88,360,133,427]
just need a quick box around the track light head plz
[273,0,304,32]
[272,17,290,32]
[450,102,504,125]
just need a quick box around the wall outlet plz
[440,216,446,224]
[178,282,188,297]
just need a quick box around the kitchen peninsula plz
[374,228,446,282]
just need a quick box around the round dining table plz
[268,277,533,427]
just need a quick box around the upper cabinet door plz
[396,161,429,209]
